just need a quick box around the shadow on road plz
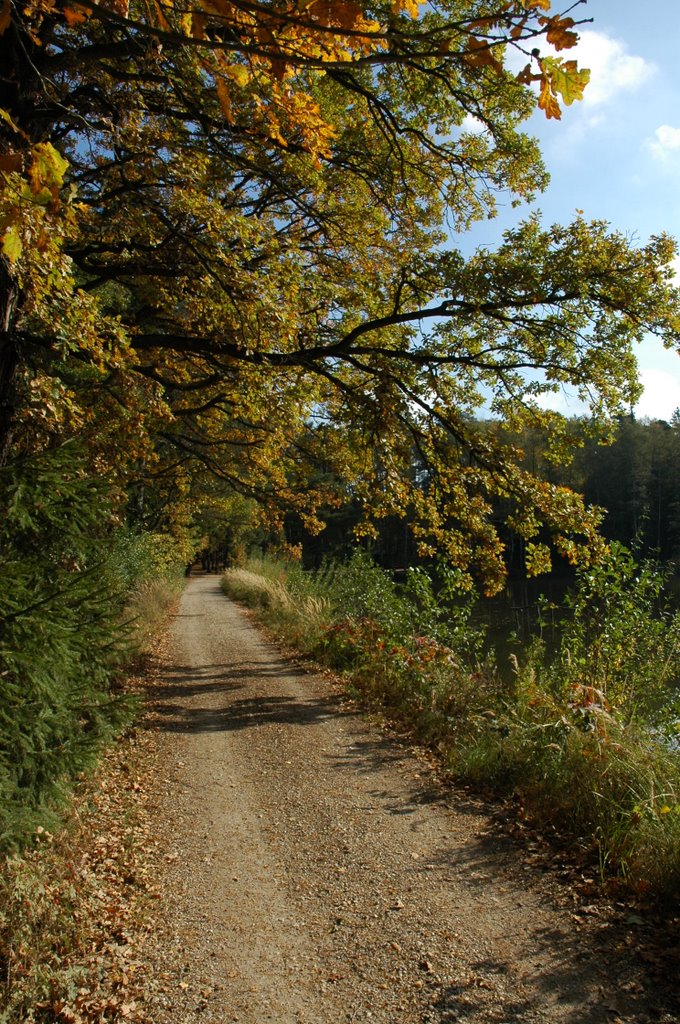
[326,735,680,1024]
[145,659,350,735]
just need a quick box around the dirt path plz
[138,574,678,1024]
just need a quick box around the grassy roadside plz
[222,552,680,896]
[0,575,181,1024]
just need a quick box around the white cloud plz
[537,388,587,417]
[535,372,680,422]
[505,29,654,113]
[636,367,680,421]
[460,113,486,135]
[647,124,680,161]
[533,349,680,422]
[672,254,680,282]
[575,31,655,106]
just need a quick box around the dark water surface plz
[477,572,680,681]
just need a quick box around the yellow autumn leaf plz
[1,223,23,265]
[215,78,234,124]
[525,541,552,576]
[29,142,69,194]
[0,106,22,135]
[190,12,207,37]
[544,15,578,51]
[537,76,561,120]
[542,56,590,106]
[391,0,419,19]
[463,36,503,76]
[152,0,171,31]
[222,63,251,88]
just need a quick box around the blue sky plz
[465,0,680,420]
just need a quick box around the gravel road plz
[139,574,678,1024]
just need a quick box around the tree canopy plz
[1,0,679,589]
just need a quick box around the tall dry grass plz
[221,565,331,646]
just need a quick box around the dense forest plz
[1,0,680,851]
[567,415,680,561]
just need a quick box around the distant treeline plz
[510,414,680,564]
[286,414,680,574]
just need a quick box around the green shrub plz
[449,548,680,890]
[0,444,184,850]
[547,544,680,724]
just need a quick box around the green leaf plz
[29,143,69,194]
[543,57,590,106]
[0,106,21,134]
[1,224,22,265]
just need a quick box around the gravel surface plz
[138,574,679,1024]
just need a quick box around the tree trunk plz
[0,18,47,465]
[0,259,20,466]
